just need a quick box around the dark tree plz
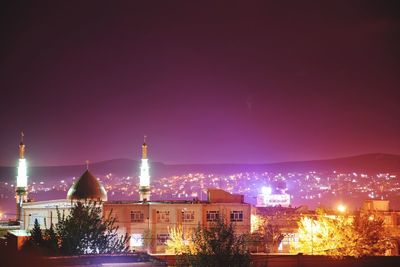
[264,224,286,253]
[43,224,59,254]
[30,219,43,246]
[182,219,250,267]
[56,201,130,255]
[352,214,392,256]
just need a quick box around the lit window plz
[130,211,144,222]
[156,233,170,245]
[130,233,143,247]
[230,211,243,222]
[206,210,219,222]
[157,210,170,223]
[182,210,195,222]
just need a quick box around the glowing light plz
[17,158,27,188]
[250,214,264,233]
[140,159,150,187]
[261,186,272,195]
[130,233,143,247]
[337,204,346,213]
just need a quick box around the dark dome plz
[67,170,107,201]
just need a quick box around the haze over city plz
[1,1,399,167]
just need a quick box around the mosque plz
[15,135,251,253]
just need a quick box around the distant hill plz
[1,153,400,182]
[166,153,400,174]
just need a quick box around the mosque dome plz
[67,170,107,201]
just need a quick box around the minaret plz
[16,132,28,222]
[139,136,150,201]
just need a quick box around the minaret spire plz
[139,135,150,201]
[19,131,25,159]
[16,132,28,222]
[142,135,148,159]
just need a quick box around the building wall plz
[203,203,250,234]
[362,200,390,212]
[20,190,251,254]
[207,188,244,203]
[22,200,72,230]
[103,200,251,253]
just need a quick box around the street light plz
[337,204,346,213]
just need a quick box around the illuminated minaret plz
[139,136,150,201]
[16,132,28,222]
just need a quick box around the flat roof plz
[105,200,208,205]
[22,199,73,209]
[8,229,31,237]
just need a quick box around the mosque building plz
[17,135,251,253]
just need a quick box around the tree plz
[250,214,287,253]
[43,224,59,254]
[291,211,392,257]
[351,214,392,257]
[56,201,130,255]
[264,223,286,253]
[30,219,43,246]
[166,226,196,255]
[292,214,352,256]
[180,219,250,267]
[26,201,129,255]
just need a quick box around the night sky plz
[0,1,399,166]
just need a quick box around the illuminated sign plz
[256,193,291,207]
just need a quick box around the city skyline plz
[1,1,399,166]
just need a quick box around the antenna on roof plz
[143,134,147,144]
[20,131,24,143]
[86,160,89,170]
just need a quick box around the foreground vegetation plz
[291,210,393,257]
[28,201,129,255]
[167,219,251,267]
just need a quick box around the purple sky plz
[0,1,399,166]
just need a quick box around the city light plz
[337,204,347,213]
[261,186,272,196]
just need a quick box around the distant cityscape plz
[1,168,399,220]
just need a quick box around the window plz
[130,211,144,222]
[156,233,170,245]
[182,210,195,222]
[279,233,298,252]
[230,211,243,222]
[130,233,143,247]
[157,210,170,223]
[206,210,219,222]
